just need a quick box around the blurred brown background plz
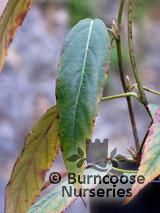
[0,0,160,212]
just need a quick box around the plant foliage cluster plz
[0,0,160,212]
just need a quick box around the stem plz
[133,84,160,96]
[116,0,140,152]
[143,87,160,96]
[101,92,139,102]
[128,0,151,117]
[137,121,152,157]
[112,166,137,174]
[118,0,125,24]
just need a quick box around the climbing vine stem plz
[115,0,140,152]
[101,92,139,102]
[128,0,151,118]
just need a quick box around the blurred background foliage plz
[67,0,98,26]
[67,0,160,24]
[133,0,160,21]
[1,1,160,213]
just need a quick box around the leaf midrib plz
[73,19,94,141]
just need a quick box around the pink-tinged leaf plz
[0,0,32,71]
[125,104,160,204]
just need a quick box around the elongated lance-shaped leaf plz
[0,0,32,71]
[28,163,112,213]
[125,104,160,204]
[5,106,60,213]
[56,18,110,181]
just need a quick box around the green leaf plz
[28,163,112,213]
[6,106,60,213]
[0,0,32,71]
[125,104,160,204]
[56,18,110,180]
[67,154,80,162]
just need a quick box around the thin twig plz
[112,166,137,174]
[115,0,140,152]
[143,87,160,96]
[101,92,139,102]
[127,0,151,118]
[137,121,152,158]
[118,0,125,24]
[132,84,160,97]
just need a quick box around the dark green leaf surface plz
[56,18,110,178]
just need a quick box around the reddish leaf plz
[0,0,32,71]
[125,104,160,204]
